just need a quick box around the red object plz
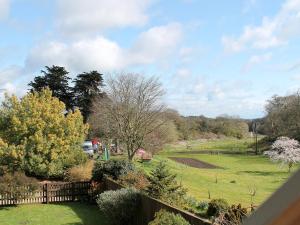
[92,138,99,145]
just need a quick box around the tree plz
[28,65,73,109]
[0,88,88,178]
[91,73,165,160]
[263,92,300,140]
[143,119,178,154]
[73,71,105,122]
[264,137,300,172]
[147,161,186,205]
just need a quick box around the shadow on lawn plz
[237,170,289,176]
[56,202,110,225]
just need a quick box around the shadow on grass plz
[54,202,110,225]
[237,170,289,176]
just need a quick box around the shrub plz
[96,188,140,225]
[119,170,149,190]
[65,160,94,182]
[92,159,135,181]
[213,204,248,225]
[207,199,229,217]
[0,172,39,203]
[197,201,209,211]
[148,209,191,225]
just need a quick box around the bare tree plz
[91,73,165,160]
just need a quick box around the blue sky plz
[0,0,300,119]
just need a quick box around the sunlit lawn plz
[137,138,296,206]
[0,203,109,225]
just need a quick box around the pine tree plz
[147,161,186,202]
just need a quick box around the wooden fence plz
[105,178,211,225]
[0,181,91,206]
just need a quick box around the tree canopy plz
[28,65,73,110]
[73,71,105,122]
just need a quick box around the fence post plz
[72,183,75,202]
[46,183,49,204]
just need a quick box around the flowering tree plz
[264,137,300,172]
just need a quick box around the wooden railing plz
[0,181,91,206]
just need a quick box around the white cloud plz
[243,52,272,72]
[56,0,152,35]
[0,65,23,85]
[25,23,183,73]
[222,0,300,53]
[0,0,9,20]
[128,23,183,65]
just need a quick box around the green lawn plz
[137,138,296,207]
[0,203,109,225]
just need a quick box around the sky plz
[0,0,300,119]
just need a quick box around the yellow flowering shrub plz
[0,88,89,178]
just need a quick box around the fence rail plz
[0,181,91,206]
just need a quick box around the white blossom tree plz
[264,136,300,172]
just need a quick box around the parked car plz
[82,141,94,157]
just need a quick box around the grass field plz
[0,203,109,225]
[137,137,296,207]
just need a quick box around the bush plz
[148,209,191,225]
[207,199,229,217]
[0,89,88,178]
[213,204,248,225]
[92,159,135,181]
[96,188,140,225]
[197,201,209,211]
[119,170,149,190]
[0,172,38,203]
[65,160,94,182]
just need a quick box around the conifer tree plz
[147,161,186,203]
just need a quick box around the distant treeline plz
[164,110,251,140]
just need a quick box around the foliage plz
[0,89,88,178]
[28,66,73,109]
[207,199,229,217]
[72,71,105,122]
[91,73,165,160]
[197,201,209,211]
[264,136,300,172]
[96,188,140,225]
[148,209,191,225]
[28,65,105,121]
[263,92,300,140]
[92,159,135,181]
[119,170,149,190]
[65,160,94,182]
[147,161,187,206]
[0,172,38,202]
[213,204,247,225]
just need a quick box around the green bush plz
[0,172,39,203]
[96,188,140,225]
[148,209,191,225]
[207,199,229,217]
[92,159,135,181]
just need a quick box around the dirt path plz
[169,157,221,169]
